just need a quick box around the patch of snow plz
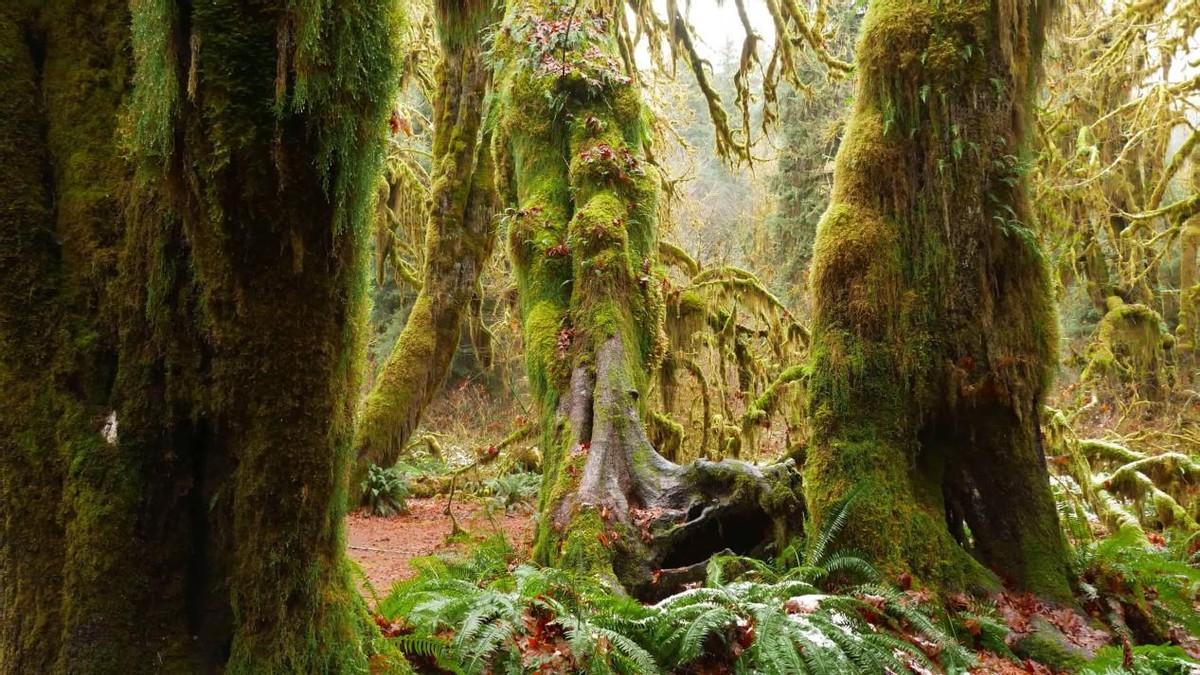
[787,615,838,649]
[783,594,830,615]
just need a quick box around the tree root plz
[546,336,804,599]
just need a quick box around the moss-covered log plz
[492,0,802,595]
[352,0,501,494]
[806,0,1072,599]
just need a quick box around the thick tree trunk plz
[2,0,408,671]
[129,2,404,670]
[0,1,153,669]
[492,0,802,596]
[352,0,500,496]
[806,0,1072,599]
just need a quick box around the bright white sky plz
[675,0,776,61]
[637,0,777,65]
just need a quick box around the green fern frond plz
[807,485,864,567]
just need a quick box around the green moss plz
[353,3,501,495]
[492,0,667,574]
[648,411,684,462]
[805,0,1070,599]
[1082,296,1171,390]
[1013,617,1089,672]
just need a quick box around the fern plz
[1074,526,1200,638]
[391,633,463,671]
[805,485,863,567]
[1081,644,1200,675]
[360,463,411,516]
[484,471,541,512]
[377,494,981,675]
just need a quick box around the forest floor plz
[347,497,535,593]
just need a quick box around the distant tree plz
[760,3,859,310]
[352,0,502,498]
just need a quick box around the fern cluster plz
[1080,644,1200,675]
[361,464,411,517]
[376,501,982,674]
[483,472,541,513]
[1072,526,1200,642]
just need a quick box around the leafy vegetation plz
[362,464,413,517]
[1080,644,1199,675]
[484,472,541,514]
[377,501,985,674]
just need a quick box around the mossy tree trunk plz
[806,0,1072,599]
[352,0,500,496]
[2,0,408,671]
[492,0,802,597]
[0,1,152,669]
[1179,166,1199,387]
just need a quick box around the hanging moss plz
[123,0,409,670]
[805,0,1072,600]
[1082,296,1173,391]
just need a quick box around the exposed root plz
[548,336,804,599]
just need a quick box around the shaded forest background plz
[375,1,1197,471]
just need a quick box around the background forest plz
[1,0,1198,673]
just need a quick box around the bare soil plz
[346,497,534,594]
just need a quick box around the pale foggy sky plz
[631,1,777,69]
[674,0,776,62]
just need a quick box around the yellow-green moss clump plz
[492,0,668,579]
[805,0,1072,600]
[1082,296,1173,391]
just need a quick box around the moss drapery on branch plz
[805,0,1072,599]
[492,0,802,594]
[1044,408,1198,541]
[352,0,502,499]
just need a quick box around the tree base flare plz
[536,336,804,598]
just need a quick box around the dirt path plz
[346,497,534,594]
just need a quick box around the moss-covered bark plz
[0,1,149,669]
[492,0,802,594]
[806,0,1072,599]
[1179,167,1199,387]
[129,1,406,669]
[0,7,70,670]
[2,0,410,671]
[493,0,662,584]
[352,0,500,496]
